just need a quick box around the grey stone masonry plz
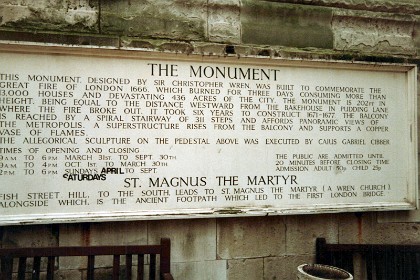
[241,1,334,48]
[0,0,99,32]
[1,0,420,57]
[100,0,208,41]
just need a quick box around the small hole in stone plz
[258,49,270,56]
[225,45,235,54]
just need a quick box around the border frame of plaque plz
[0,43,417,225]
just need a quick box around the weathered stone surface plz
[148,218,216,262]
[208,0,241,44]
[53,269,83,280]
[217,216,286,259]
[191,42,227,55]
[339,212,420,244]
[0,30,119,47]
[1,225,58,273]
[414,21,420,56]
[264,254,315,280]
[241,1,333,48]
[0,1,99,32]
[285,214,338,254]
[89,221,148,245]
[263,0,420,15]
[121,37,159,50]
[101,0,207,41]
[332,12,416,55]
[172,260,227,280]
[227,258,263,280]
[82,265,145,280]
[1,224,58,247]
[58,223,92,270]
[0,4,31,25]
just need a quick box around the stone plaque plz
[0,45,417,225]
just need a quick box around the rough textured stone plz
[264,254,315,280]
[332,12,416,55]
[208,0,241,44]
[241,1,333,48]
[172,260,227,280]
[0,0,99,32]
[148,218,216,262]
[285,214,338,254]
[101,0,207,41]
[217,216,286,259]
[227,258,263,280]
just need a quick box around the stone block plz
[285,214,338,254]
[0,1,99,32]
[264,254,315,280]
[332,12,416,55]
[227,258,263,280]
[241,1,333,48]
[208,0,241,44]
[217,216,286,259]
[89,221,148,245]
[339,212,420,244]
[148,218,216,262]
[101,0,207,41]
[172,260,227,280]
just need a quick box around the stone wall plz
[1,0,420,57]
[1,0,420,279]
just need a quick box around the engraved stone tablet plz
[0,45,417,224]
